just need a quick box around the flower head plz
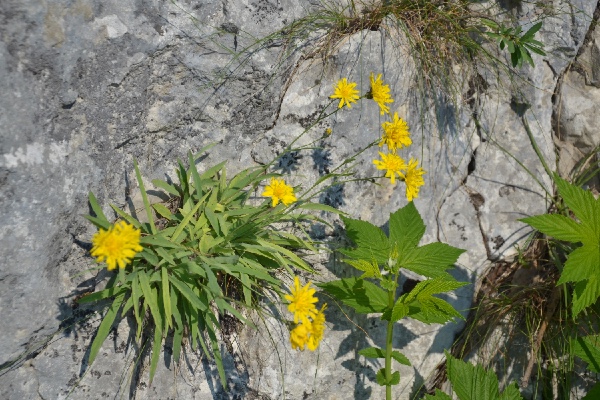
[330,78,360,109]
[373,152,407,185]
[380,113,411,152]
[290,322,310,351]
[307,304,327,351]
[91,221,143,271]
[284,276,318,323]
[399,158,426,201]
[368,73,394,115]
[262,177,297,207]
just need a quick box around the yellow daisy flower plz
[284,276,318,324]
[307,304,327,351]
[399,158,426,201]
[91,221,143,271]
[373,152,407,185]
[262,177,297,207]
[380,113,411,153]
[290,322,310,351]
[330,78,360,109]
[368,72,394,115]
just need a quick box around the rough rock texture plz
[1,0,599,399]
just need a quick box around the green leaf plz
[318,277,389,313]
[170,275,209,311]
[171,191,210,241]
[161,267,172,333]
[375,369,400,386]
[134,159,157,235]
[77,279,123,304]
[557,244,600,284]
[88,292,125,366]
[554,173,600,238]
[138,272,163,333]
[521,21,542,41]
[499,383,524,400]
[389,301,410,323]
[151,179,180,197]
[572,335,600,373]
[148,325,163,384]
[297,202,347,215]
[358,346,386,359]
[389,202,426,257]
[446,352,500,400]
[153,203,173,220]
[340,216,390,264]
[87,192,110,227]
[582,382,600,400]
[424,389,452,400]
[344,259,382,278]
[141,235,185,249]
[520,214,587,243]
[572,275,600,317]
[401,243,465,278]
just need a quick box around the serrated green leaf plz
[572,275,600,317]
[340,216,390,264]
[358,346,385,359]
[389,202,425,256]
[572,335,600,373]
[557,244,600,284]
[344,259,381,278]
[554,173,600,237]
[375,369,400,386]
[446,352,501,400]
[401,242,465,278]
[318,278,389,313]
[499,383,523,400]
[520,214,587,243]
[389,301,409,323]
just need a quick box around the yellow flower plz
[330,78,360,109]
[262,177,297,207]
[91,221,143,271]
[399,158,426,201]
[284,276,318,323]
[325,127,332,136]
[290,322,310,351]
[373,152,407,185]
[368,73,394,115]
[380,113,411,153]
[307,304,327,351]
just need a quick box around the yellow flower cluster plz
[329,73,426,201]
[91,221,143,271]
[284,276,327,351]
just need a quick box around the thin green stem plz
[385,275,396,400]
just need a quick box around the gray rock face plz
[1,0,599,399]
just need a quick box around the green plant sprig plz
[319,202,467,399]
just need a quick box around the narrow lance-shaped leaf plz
[88,292,125,366]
